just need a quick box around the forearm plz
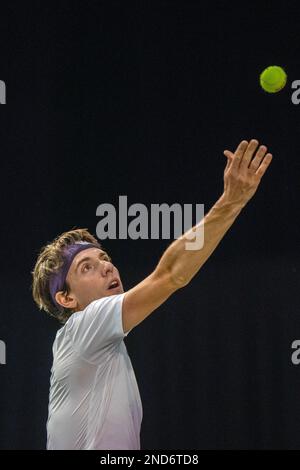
[156,194,245,287]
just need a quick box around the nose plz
[100,260,113,277]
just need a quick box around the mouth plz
[107,279,120,291]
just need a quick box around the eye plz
[102,253,111,262]
[82,263,92,273]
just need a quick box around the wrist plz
[215,193,246,213]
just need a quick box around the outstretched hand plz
[222,139,273,207]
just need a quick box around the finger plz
[231,140,248,171]
[223,150,234,172]
[240,139,259,171]
[255,153,273,178]
[249,145,268,172]
[223,150,234,158]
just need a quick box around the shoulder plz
[65,293,126,336]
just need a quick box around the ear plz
[55,290,78,310]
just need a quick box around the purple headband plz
[49,241,100,310]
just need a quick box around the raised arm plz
[122,139,273,333]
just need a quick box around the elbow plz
[169,272,190,289]
[153,266,189,291]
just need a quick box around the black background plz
[0,0,300,449]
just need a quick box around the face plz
[56,247,124,312]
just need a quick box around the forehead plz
[70,247,105,270]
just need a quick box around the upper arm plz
[122,269,180,334]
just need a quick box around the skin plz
[222,139,272,206]
[55,248,124,312]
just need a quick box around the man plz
[31,139,273,450]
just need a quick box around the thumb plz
[223,150,234,159]
[223,150,234,171]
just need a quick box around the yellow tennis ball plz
[260,65,287,93]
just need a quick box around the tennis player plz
[32,139,272,450]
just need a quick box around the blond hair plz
[31,228,102,324]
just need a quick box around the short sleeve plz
[67,293,130,363]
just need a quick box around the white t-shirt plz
[46,293,143,450]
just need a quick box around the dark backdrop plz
[0,1,300,450]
